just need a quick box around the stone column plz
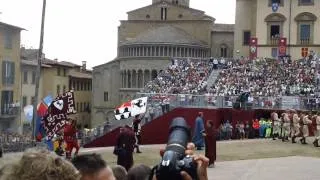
[158,46,161,56]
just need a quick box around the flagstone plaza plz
[2,139,320,180]
[77,139,320,180]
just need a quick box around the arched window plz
[295,12,317,45]
[265,13,286,45]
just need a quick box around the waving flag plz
[23,105,33,123]
[115,97,148,120]
[43,94,53,107]
[42,90,76,140]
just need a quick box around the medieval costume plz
[63,120,79,160]
[252,119,260,138]
[192,112,205,150]
[132,116,142,153]
[313,115,320,147]
[281,113,290,142]
[271,112,281,140]
[300,115,312,144]
[54,131,64,156]
[265,120,272,138]
[114,126,136,171]
[291,113,301,143]
[204,120,216,168]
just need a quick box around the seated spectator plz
[72,153,115,180]
[0,147,80,180]
[112,165,127,180]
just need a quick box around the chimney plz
[54,58,58,63]
[82,61,87,71]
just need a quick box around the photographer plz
[151,118,209,180]
[156,142,209,180]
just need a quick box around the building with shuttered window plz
[0,22,24,132]
[234,0,320,59]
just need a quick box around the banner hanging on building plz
[278,38,287,57]
[249,38,258,60]
[301,47,308,58]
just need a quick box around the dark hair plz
[112,165,127,180]
[71,153,106,175]
[126,164,151,180]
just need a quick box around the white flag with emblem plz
[114,97,148,120]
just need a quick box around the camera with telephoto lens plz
[150,117,198,180]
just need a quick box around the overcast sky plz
[1,0,235,69]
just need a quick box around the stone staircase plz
[206,69,221,91]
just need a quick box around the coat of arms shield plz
[272,3,279,12]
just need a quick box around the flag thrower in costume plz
[114,97,148,120]
[43,90,76,140]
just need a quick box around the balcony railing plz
[300,38,311,45]
[0,106,20,117]
[269,36,280,46]
[136,93,320,111]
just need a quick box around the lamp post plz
[32,0,46,141]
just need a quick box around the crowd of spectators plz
[144,59,213,94]
[209,56,319,97]
[217,118,273,141]
[0,147,209,180]
[0,132,33,153]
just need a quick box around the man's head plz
[126,164,151,180]
[111,165,127,180]
[72,154,115,180]
[198,112,203,118]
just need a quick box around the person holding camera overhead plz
[151,118,209,180]
[192,112,205,150]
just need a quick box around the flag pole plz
[32,0,46,141]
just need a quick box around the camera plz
[151,117,198,180]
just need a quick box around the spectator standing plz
[225,120,233,140]
[72,153,115,180]
[112,165,127,180]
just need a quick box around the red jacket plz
[64,124,77,142]
[253,120,260,129]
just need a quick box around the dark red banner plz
[278,38,287,56]
[301,47,308,57]
[249,38,258,60]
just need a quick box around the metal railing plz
[81,94,320,146]
[136,93,320,111]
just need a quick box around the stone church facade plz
[92,0,234,127]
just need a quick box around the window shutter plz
[300,25,310,40]
[11,62,15,84]
[2,61,5,84]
